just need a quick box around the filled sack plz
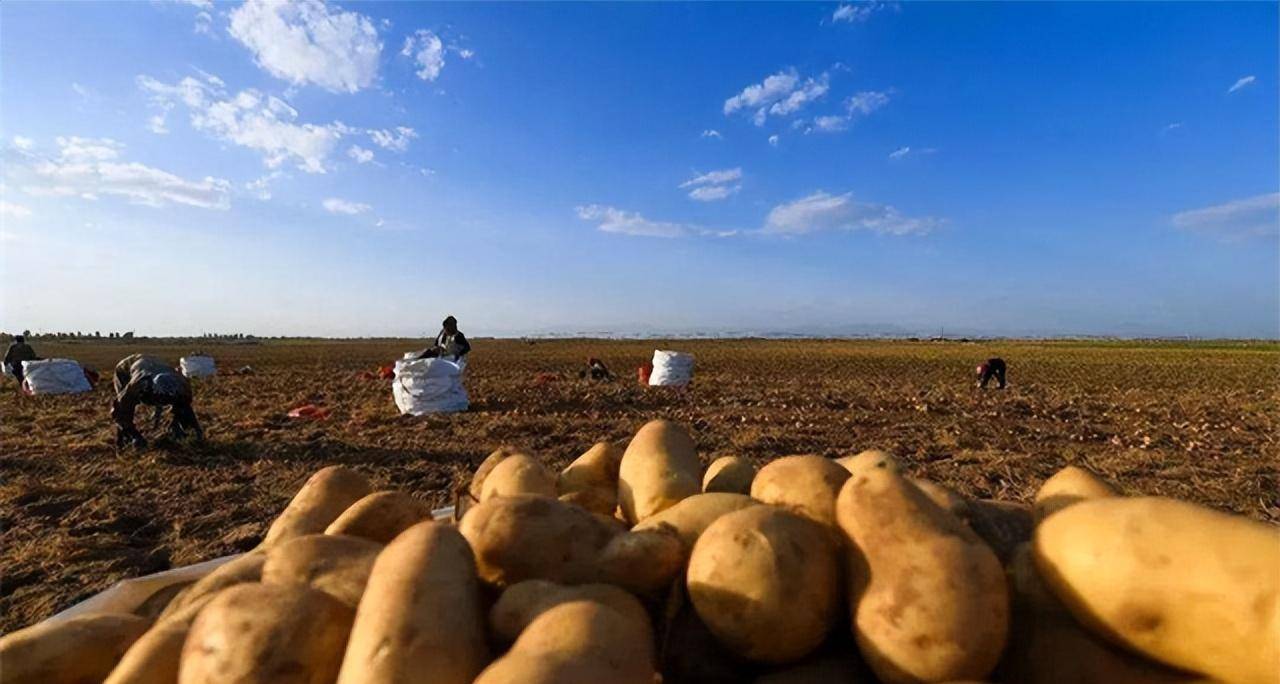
[22,359,92,395]
[392,357,468,415]
[648,350,694,387]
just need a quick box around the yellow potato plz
[159,551,265,620]
[632,492,759,549]
[337,522,488,684]
[469,446,525,500]
[261,534,383,608]
[617,419,702,523]
[750,455,850,526]
[702,455,757,494]
[106,595,220,684]
[324,490,433,543]
[179,583,353,684]
[594,526,685,596]
[480,453,557,501]
[261,466,373,549]
[0,613,149,684]
[1033,465,1117,521]
[837,465,1009,684]
[459,494,619,586]
[489,579,649,643]
[473,601,656,684]
[557,441,624,515]
[1034,496,1280,684]
[835,448,899,474]
[909,477,971,518]
[687,506,840,664]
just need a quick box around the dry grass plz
[1,338,1276,632]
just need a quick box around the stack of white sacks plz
[21,359,91,395]
[392,356,469,415]
[649,349,694,386]
[180,355,217,378]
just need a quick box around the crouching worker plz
[111,354,203,448]
[417,316,471,362]
[579,357,613,381]
[976,357,1008,389]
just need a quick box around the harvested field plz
[1,338,1276,632]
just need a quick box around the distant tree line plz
[0,331,258,343]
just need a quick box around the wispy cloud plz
[0,200,32,219]
[11,136,34,151]
[1228,75,1256,94]
[1161,122,1183,135]
[888,146,936,159]
[347,145,374,164]
[701,129,722,139]
[228,0,381,94]
[368,126,418,152]
[724,68,831,126]
[1172,193,1279,241]
[576,204,698,238]
[831,2,889,24]
[402,29,445,81]
[763,190,939,236]
[680,167,742,202]
[768,134,780,147]
[323,197,372,215]
[803,90,892,134]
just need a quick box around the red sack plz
[638,363,653,385]
[355,370,376,381]
[287,404,330,420]
[377,365,395,380]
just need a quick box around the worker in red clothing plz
[976,357,1008,389]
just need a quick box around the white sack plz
[180,355,217,378]
[22,359,91,394]
[392,357,469,415]
[649,349,694,386]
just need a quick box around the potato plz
[750,455,850,526]
[964,499,1035,563]
[1000,545,1206,684]
[595,526,685,596]
[179,583,353,684]
[1034,497,1280,684]
[159,551,265,620]
[460,494,618,586]
[262,534,383,608]
[337,522,488,684]
[618,419,702,523]
[703,456,757,494]
[632,492,759,549]
[837,464,1008,684]
[489,579,649,643]
[1033,465,1117,521]
[106,596,220,684]
[470,446,525,500]
[480,454,557,501]
[687,506,840,664]
[473,601,656,684]
[909,477,971,518]
[133,580,194,621]
[835,448,899,474]
[557,441,624,515]
[0,613,149,684]
[261,466,373,549]
[324,490,433,543]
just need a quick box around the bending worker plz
[976,357,1008,389]
[111,353,203,448]
[418,316,471,362]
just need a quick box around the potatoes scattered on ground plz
[750,455,850,526]
[702,455,756,494]
[1033,465,1118,521]
[1034,496,1280,684]
[261,534,383,608]
[687,506,841,664]
[838,463,1009,684]
[618,419,702,523]
[324,490,433,543]
[480,453,558,501]
[0,613,149,684]
[337,522,489,684]
[557,441,624,515]
[261,466,373,549]
[632,492,759,548]
[489,579,650,643]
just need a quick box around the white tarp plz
[392,357,469,415]
[180,355,217,378]
[649,349,694,386]
[22,359,91,394]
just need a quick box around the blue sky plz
[1,1,1276,338]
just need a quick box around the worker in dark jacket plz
[111,354,203,448]
[418,316,471,362]
[4,335,38,385]
[976,357,1008,389]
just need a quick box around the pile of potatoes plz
[2,418,1277,684]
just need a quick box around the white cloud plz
[456,48,475,60]
[1227,75,1256,94]
[680,167,742,202]
[724,69,799,115]
[0,201,32,219]
[11,136,34,151]
[1172,193,1279,241]
[171,0,212,8]
[763,191,939,236]
[323,197,372,215]
[688,185,740,202]
[368,126,418,152]
[889,146,911,159]
[228,0,381,94]
[767,74,830,117]
[194,11,213,35]
[831,2,887,23]
[1161,122,1183,135]
[846,90,890,115]
[725,70,831,126]
[245,171,283,200]
[139,74,349,173]
[347,144,374,164]
[70,83,94,100]
[148,114,170,135]
[701,129,722,139]
[402,30,445,81]
[812,115,848,133]
[888,146,936,159]
[18,136,230,209]
[680,168,743,187]
[768,134,780,147]
[575,204,695,238]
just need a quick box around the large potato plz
[687,506,840,664]
[337,522,488,684]
[474,601,656,684]
[179,583,353,684]
[159,552,265,619]
[632,492,759,549]
[1034,497,1280,684]
[469,447,525,500]
[702,456,756,494]
[557,441,624,515]
[837,465,1009,684]
[489,579,650,643]
[835,448,899,474]
[105,596,220,684]
[480,454,557,501]
[909,477,970,518]
[324,490,433,543]
[261,534,383,608]
[459,495,618,586]
[618,419,702,523]
[0,613,149,684]
[261,466,373,549]
[750,455,849,526]
[1033,465,1117,521]
[594,526,685,596]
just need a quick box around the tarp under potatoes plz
[392,357,469,415]
[22,359,92,394]
[180,355,216,378]
[649,350,694,386]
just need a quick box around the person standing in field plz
[419,316,471,362]
[4,335,38,386]
[111,353,203,448]
[976,357,1008,389]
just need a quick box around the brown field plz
[1,338,1277,632]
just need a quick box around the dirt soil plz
[1,338,1276,632]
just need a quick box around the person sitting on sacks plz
[111,353,204,448]
[976,357,1008,389]
[417,316,471,362]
